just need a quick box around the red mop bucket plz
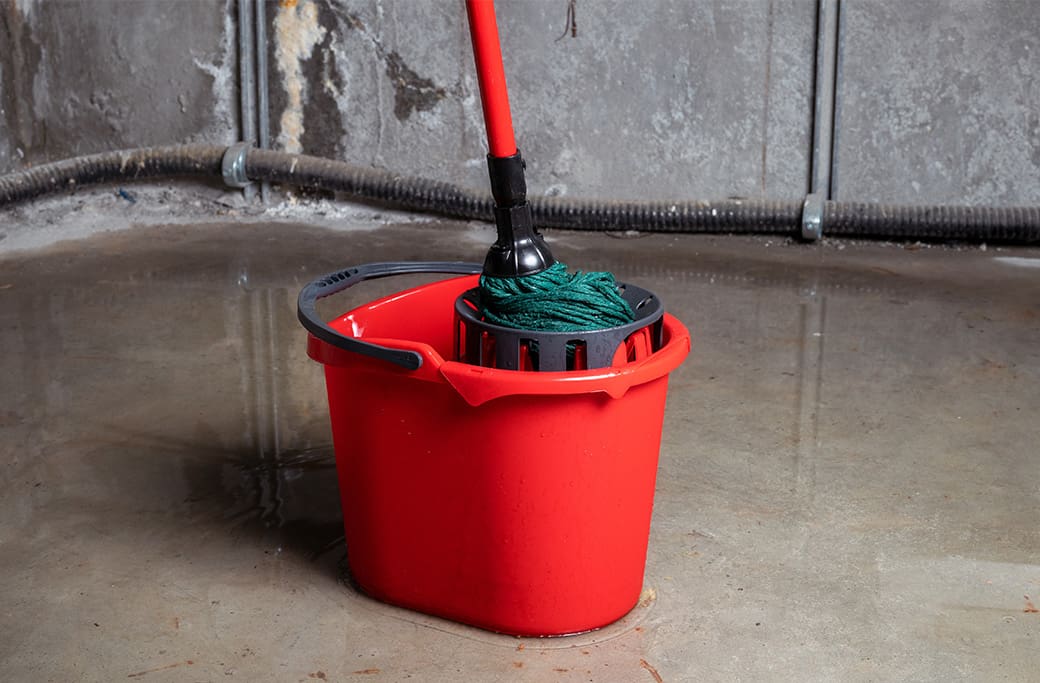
[298,262,690,636]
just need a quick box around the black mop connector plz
[483,151,555,278]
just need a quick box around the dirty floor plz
[1,220,1038,681]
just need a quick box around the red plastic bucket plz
[301,263,690,636]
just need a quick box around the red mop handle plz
[465,0,517,158]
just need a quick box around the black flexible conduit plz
[1,144,1038,243]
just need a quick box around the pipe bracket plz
[221,143,252,189]
[802,193,824,241]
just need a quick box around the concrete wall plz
[1,0,1039,206]
[0,0,236,170]
[274,0,814,200]
[834,0,1040,204]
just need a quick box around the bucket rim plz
[305,272,691,406]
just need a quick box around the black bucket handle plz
[297,261,482,371]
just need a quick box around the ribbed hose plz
[825,202,1040,242]
[0,145,226,205]
[245,148,493,220]
[1,145,1039,243]
[246,148,803,233]
[532,196,800,233]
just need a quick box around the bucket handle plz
[297,261,482,370]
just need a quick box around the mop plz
[464,0,635,335]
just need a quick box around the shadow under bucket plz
[299,262,691,636]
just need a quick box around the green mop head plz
[479,262,635,332]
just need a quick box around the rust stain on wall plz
[274,0,327,153]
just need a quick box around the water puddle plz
[2,221,1039,678]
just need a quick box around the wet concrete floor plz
[1,220,1038,681]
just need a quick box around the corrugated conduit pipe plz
[1,143,1038,243]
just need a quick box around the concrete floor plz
[1,219,1038,681]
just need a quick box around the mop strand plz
[479,262,635,332]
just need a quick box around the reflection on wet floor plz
[1,221,1038,681]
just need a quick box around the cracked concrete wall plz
[269,0,816,201]
[3,0,1040,207]
[0,0,236,172]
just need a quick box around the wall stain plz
[273,0,327,153]
[344,12,448,122]
[0,3,45,166]
[298,0,346,157]
[384,50,446,121]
